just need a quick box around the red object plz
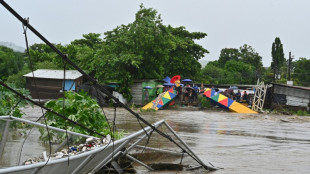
[204,90,211,98]
[170,75,181,83]
[219,98,228,106]
[169,100,175,106]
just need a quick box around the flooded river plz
[104,107,310,174]
[2,106,310,174]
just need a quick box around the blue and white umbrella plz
[229,86,238,90]
[163,83,175,86]
[163,76,171,83]
[182,79,192,82]
[144,86,152,89]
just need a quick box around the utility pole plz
[288,52,293,81]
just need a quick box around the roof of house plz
[23,69,82,80]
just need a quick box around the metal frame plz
[0,116,93,138]
[0,117,165,174]
[252,80,271,112]
[0,116,218,173]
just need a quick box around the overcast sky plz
[1,0,310,67]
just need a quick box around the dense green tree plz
[201,62,225,84]
[95,5,171,100]
[202,60,255,84]
[69,33,104,76]
[6,5,209,101]
[292,57,310,86]
[0,46,24,80]
[239,44,263,81]
[28,43,54,63]
[203,44,263,85]
[28,43,65,69]
[94,4,208,100]
[218,48,239,68]
[271,37,285,80]
[224,60,255,84]
[71,33,103,49]
[164,25,208,80]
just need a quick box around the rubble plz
[23,135,111,165]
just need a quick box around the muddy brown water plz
[2,106,310,174]
[103,107,310,174]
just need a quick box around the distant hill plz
[0,41,25,52]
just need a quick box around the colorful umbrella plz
[170,75,181,83]
[229,86,238,90]
[182,79,192,82]
[163,83,175,86]
[163,76,171,83]
[144,86,152,89]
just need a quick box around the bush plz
[0,83,31,118]
[6,67,31,88]
[42,90,122,142]
[198,94,212,109]
[296,110,310,116]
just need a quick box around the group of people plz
[179,84,199,104]
[143,84,251,105]
[214,87,249,103]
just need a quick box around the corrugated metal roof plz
[23,69,82,80]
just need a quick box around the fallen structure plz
[203,88,257,114]
[141,88,177,110]
[0,116,218,174]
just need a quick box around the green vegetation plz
[0,46,24,80]
[8,5,207,100]
[292,58,310,86]
[296,110,310,116]
[1,4,309,107]
[43,91,121,142]
[198,95,212,109]
[202,44,264,84]
[0,84,31,118]
[271,37,285,81]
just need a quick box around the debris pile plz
[23,135,111,165]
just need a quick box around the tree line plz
[1,4,309,101]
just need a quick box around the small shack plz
[24,69,83,99]
[130,80,164,106]
[272,83,310,111]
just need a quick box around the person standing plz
[144,88,149,104]
[236,90,241,102]
[242,91,248,103]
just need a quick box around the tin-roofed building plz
[272,83,310,111]
[24,69,83,99]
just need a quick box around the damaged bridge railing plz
[0,116,218,174]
